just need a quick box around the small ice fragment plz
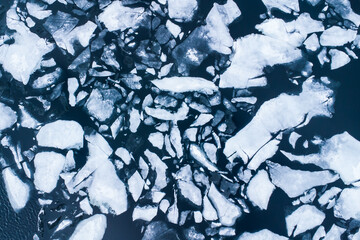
[64,150,76,172]
[238,229,287,240]
[323,224,346,240]
[190,144,218,172]
[34,152,66,193]
[286,204,325,237]
[160,199,170,213]
[190,114,213,127]
[133,205,158,221]
[26,2,52,19]
[289,132,301,149]
[167,0,198,22]
[334,187,360,220]
[68,78,79,107]
[69,214,107,240]
[148,132,164,150]
[2,167,30,212]
[326,0,360,26]
[313,226,326,240]
[320,26,357,47]
[318,187,341,207]
[329,49,351,70]
[202,195,218,221]
[88,160,128,215]
[128,171,145,202]
[166,20,181,38]
[80,197,93,215]
[129,108,141,133]
[170,125,183,159]
[152,77,218,94]
[304,34,320,52]
[246,170,275,210]
[0,103,17,131]
[177,180,202,207]
[267,161,339,198]
[262,0,299,13]
[36,120,84,149]
[115,147,132,165]
[99,1,146,32]
[208,183,242,226]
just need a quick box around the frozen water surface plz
[1,0,360,239]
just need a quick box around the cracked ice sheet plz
[281,132,360,184]
[0,7,54,85]
[223,78,334,163]
[219,34,302,88]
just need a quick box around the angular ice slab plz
[219,34,302,88]
[224,78,334,163]
[99,1,146,32]
[319,26,357,47]
[168,0,198,22]
[262,0,299,14]
[152,77,218,95]
[281,132,360,184]
[267,161,339,198]
[34,152,66,193]
[69,214,107,240]
[246,170,275,210]
[238,229,288,240]
[2,167,30,212]
[208,183,242,226]
[326,0,360,26]
[286,205,325,237]
[334,187,360,221]
[0,8,54,85]
[0,103,17,131]
[88,160,128,215]
[36,120,84,149]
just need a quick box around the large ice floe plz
[1,0,360,239]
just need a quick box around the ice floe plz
[69,214,107,240]
[334,187,360,221]
[246,170,275,210]
[36,120,84,149]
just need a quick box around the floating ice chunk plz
[329,49,351,70]
[133,205,158,221]
[148,132,164,150]
[313,226,326,240]
[68,78,79,107]
[247,137,280,170]
[2,167,30,212]
[99,1,146,31]
[128,171,144,202]
[37,120,84,149]
[286,205,325,237]
[246,170,275,210]
[267,162,339,198]
[64,150,76,172]
[31,67,62,89]
[178,180,202,207]
[203,143,217,164]
[256,18,305,47]
[224,78,334,163]
[219,34,302,88]
[238,229,288,240]
[19,105,39,129]
[85,88,121,122]
[318,187,341,207]
[144,150,168,190]
[129,108,141,133]
[88,160,128,215]
[190,144,219,172]
[290,13,324,37]
[0,103,17,131]
[304,34,320,52]
[281,132,360,184]
[191,114,213,127]
[334,187,360,220]
[262,0,299,13]
[160,199,170,213]
[307,0,321,6]
[26,2,52,19]
[289,132,301,149]
[168,0,197,22]
[80,197,93,215]
[202,195,218,221]
[166,20,181,38]
[85,130,113,157]
[326,0,360,26]
[208,183,242,226]
[139,156,149,179]
[152,77,218,95]
[69,214,107,240]
[34,152,66,193]
[323,224,346,240]
[167,200,179,224]
[145,102,189,121]
[170,125,183,159]
[320,26,357,47]
[0,8,54,85]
